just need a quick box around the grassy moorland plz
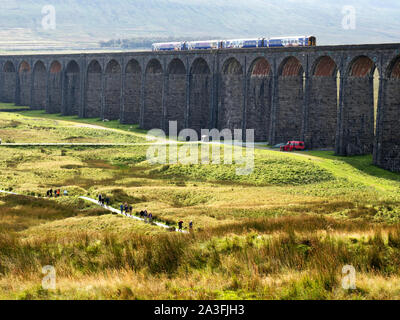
[1,107,400,300]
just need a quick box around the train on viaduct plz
[0,43,399,172]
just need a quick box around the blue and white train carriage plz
[151,36,316,51]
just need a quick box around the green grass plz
[2,108,400,299]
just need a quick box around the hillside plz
[1,0,400,52]
[2,107,400,299]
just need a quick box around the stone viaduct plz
[0,43,400,172]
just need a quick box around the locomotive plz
[152,36,316,51]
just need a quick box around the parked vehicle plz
[280,141,306,152]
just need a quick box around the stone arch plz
[143,59,163,130]
[17,61,31,106]
[246,57,273,142]
[104,59,121,120]
[2,61,16,102]
[275,56,304,143]
[85,59,103,118]
[47,61,62,113]
[63,60,81,116]
[278,56,304,76]
[123,59,142,124]
[168,58,186,74]
[340,55,377,155]
[166,58,186,133]
[189,58,211,134]
[377,55,400,171]
[31,61,47,110]
[219,57,244,132]
[306,56,339,149]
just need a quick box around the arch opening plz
[126,59,141,74]
[50,61,61,74]
[190,58,210,75]
[219,58,244,132]
[376,55,400,171]
[307,56,339,149]
[168,59,186,75]
[123,59,142,124]
[247,57,272,142]
[3,61,15,73]
[105,59,121,74]
[64,60,81,116]
[146,59,162,74]
[166,59,186,133]
[31,61,47,110]
[1,61,16,103]
[48,61,62,113]
[143,59,163,130]
[17,61,31,106]
[85,60,103,118]
[340,56,378,155]
[104,60,122,120]
[275,56,304,143]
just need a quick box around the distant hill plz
[1,0,400,52]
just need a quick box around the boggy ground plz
[1,107,400,299]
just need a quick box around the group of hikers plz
[97,194,110,207]
[46,188,67,197]
[97,193,193,232]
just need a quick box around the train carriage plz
[152,36,316,51]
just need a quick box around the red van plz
[280,141,306,152]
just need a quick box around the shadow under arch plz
[85,60,103,118]
[246,57,273,142]
[47,61,62,113]
[189,58,212,134]
[104,59,122,120]
[2,61,16,103]
[219,57,244,133]
[31,60,47,110]
[338,55,378,156]
[142,58,163,130]
[306,56,339,149]
[123,59,142,124]
[274,56,304,144]
[375,55,400,171]
[166,58,186,133]
[63,60,81,116]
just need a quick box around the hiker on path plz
[50,189,53,197]
[63,190,68,196]
[189,221,193,231]
[178,220,183,231]
[98,194,102,204]
[124,203,128,214]
[105,197,110,206]
[144,210,148,222]
[101,197,105,206]
[148,212,153,223]
[120,204,124,214]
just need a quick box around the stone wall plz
[306,76,338,148]
[275,76,303,143]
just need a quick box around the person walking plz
[189,221,193,232]
[148,212,153,223]
[98,194,102,204]
[105,196,110,206]
[178,220,183,231]
[120,204,124,214]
